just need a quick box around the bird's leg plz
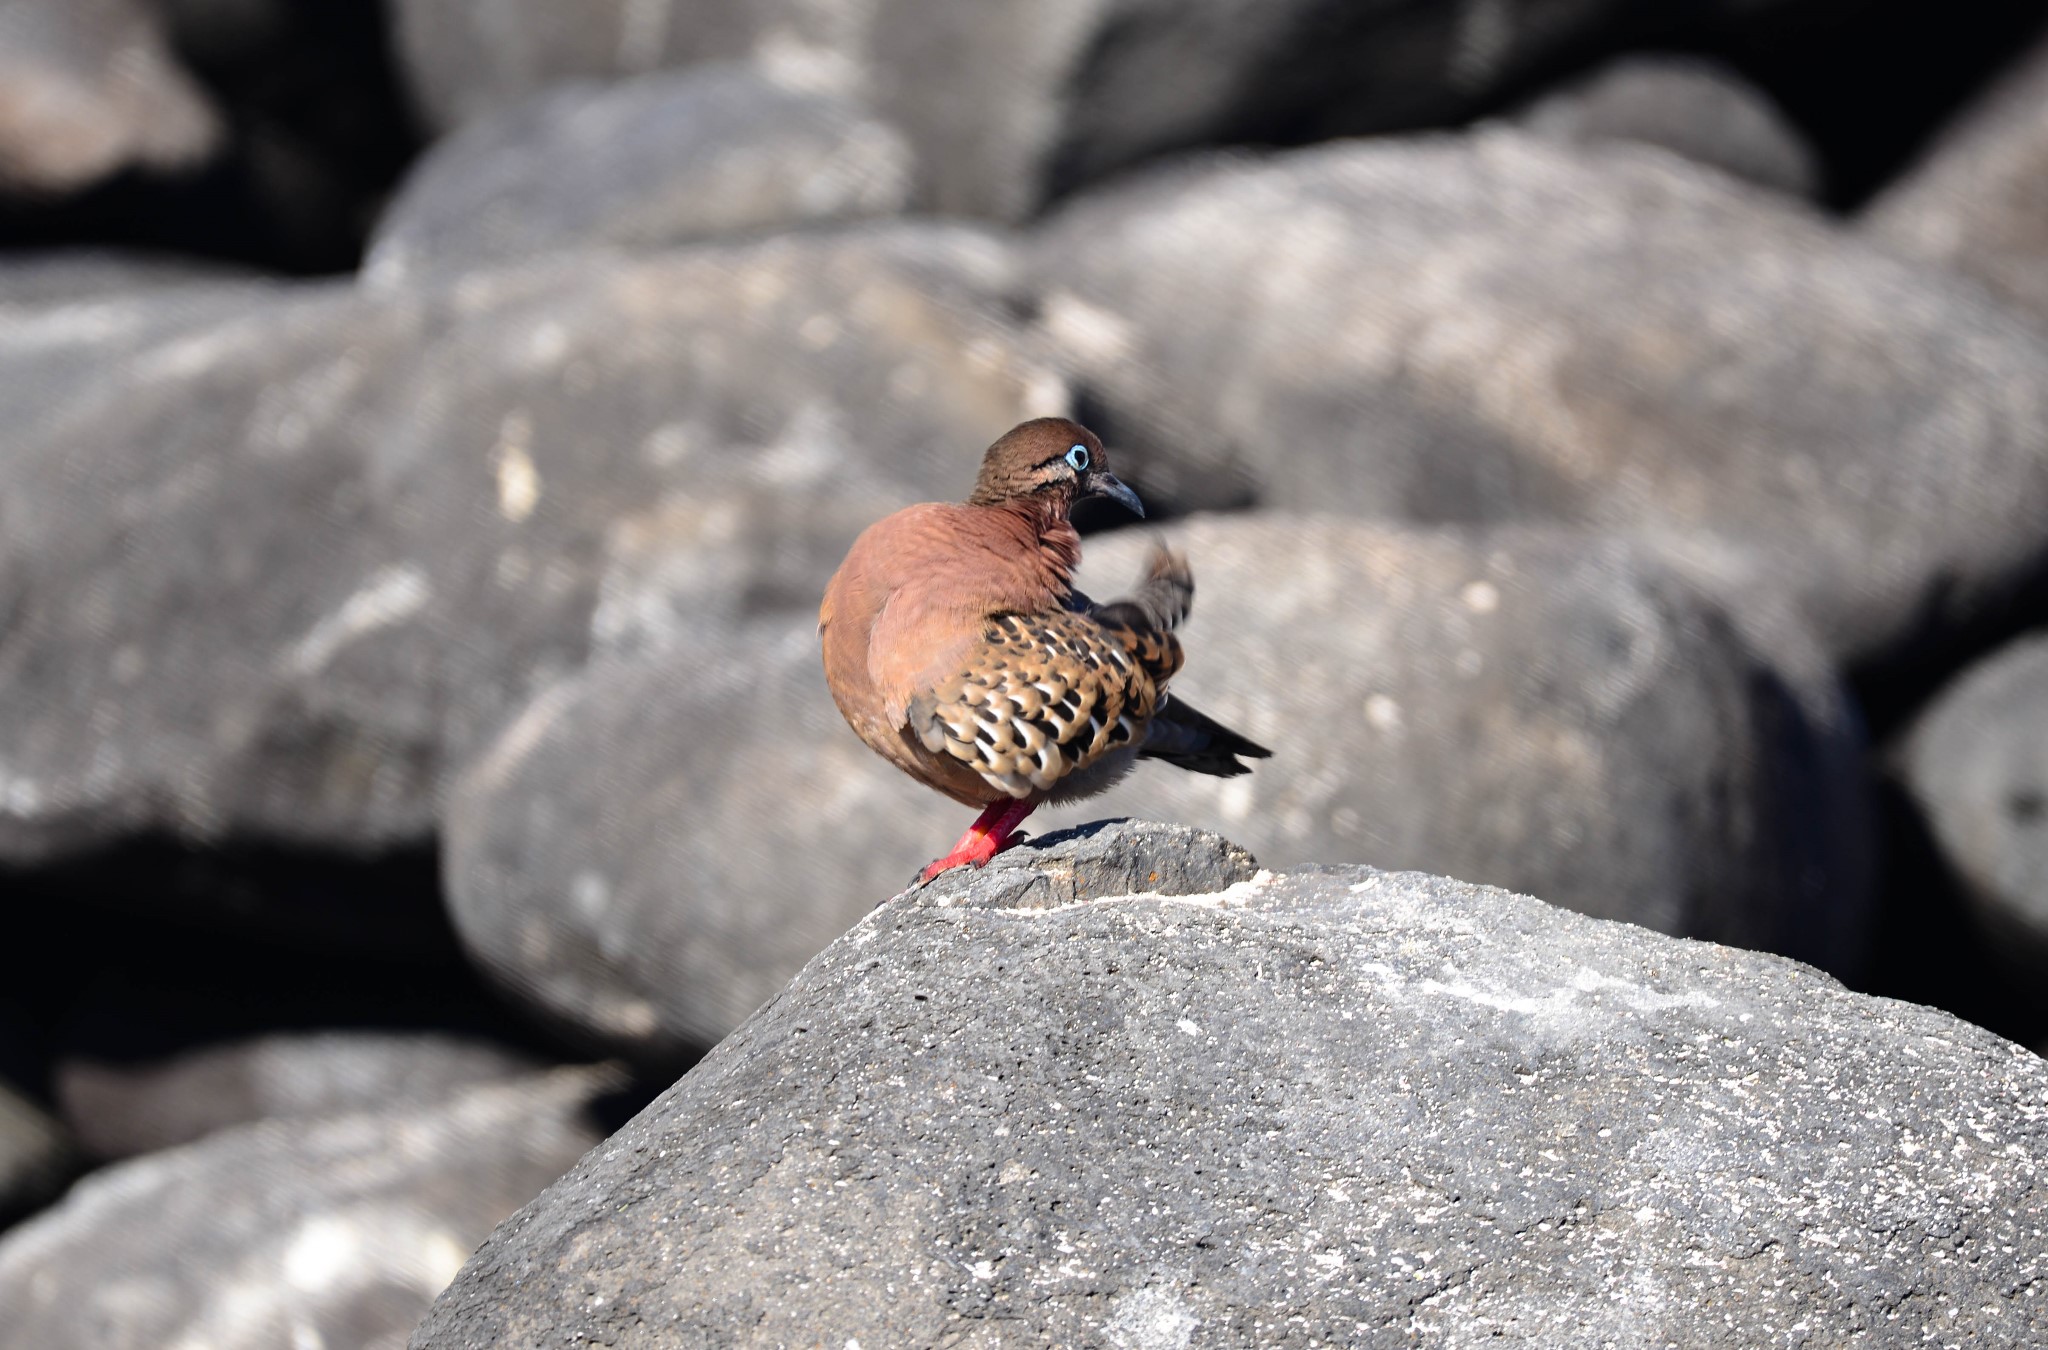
[919,797,1039,883]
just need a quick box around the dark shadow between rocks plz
[1693,0,2048,208]
[1855,777,2048,1050]
[1850,564,2048,741]
[0,835,609,1099]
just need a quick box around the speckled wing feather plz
[908,607,1183,799]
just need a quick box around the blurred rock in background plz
[363,64,916,290]
[56,1029,540,1160]
[0,248,253,309]
[390,0,1832,220]
[4,0,2048,1339]
[440,520,1869,1063]
[0,0,416,271]
[444,623,937,1063]
[1034,131,2048,675]
[1900,633,2048,977]
[1511,54,1819,196]
[0,224,1055,863]
[0,1068,610,1349]
[1863,32,2048,324]
[1053,521,1872,974]
[0,0,221,195]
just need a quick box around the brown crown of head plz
[966,418,1141,519]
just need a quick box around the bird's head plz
[966,417,1144,519]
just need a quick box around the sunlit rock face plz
[413,822,2048,1348]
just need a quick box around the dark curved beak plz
[1084,470,1145,519]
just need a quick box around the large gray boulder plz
[56,1030,541,1159]
[0,0,220,193]
[1863,35,2048,325]
[1043,519,1871,974]
[391,0,1820,220]
[1900,632,2048,972]
[411,822,2048,1348]
[0,1069,607,1349]
[1512,55,1818,197]
[1034,130,2048,670]
[0,224,1059,861]
[444,623,938,1058]
[443,516,1869,1061]
[365,66,915,290]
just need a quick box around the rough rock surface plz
[0,1080,73,1226]
[1035,130,2048,669]
[1862,35,2048,325]
[412,822,2048,1348]
[364,66,914,290]
[1901,632,2048,969]
[444,518,1868,1061]
[56,1030,540,1159]
[0,224,1058,861]
[1513,55,1818,196]
[0,0,221,193]
[391,0,1815,219]
[0,1069,607,1349]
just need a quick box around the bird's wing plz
[907,608,1181,798]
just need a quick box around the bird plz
[819,416,1270,883]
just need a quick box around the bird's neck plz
[994,496,1081,599]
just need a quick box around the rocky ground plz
[414,823,2048,1346]
[5,0,2048,1344]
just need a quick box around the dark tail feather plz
[1140,695,1272,777]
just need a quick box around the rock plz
[56,1030,541,1159]
[0,278,430,858]
[446,625,1258,1059]
[1900,632,2048,970]
[364,66,915,291]
[1056,520,1871,975]
[0,0,221,194]
[1512,55,1818,196]
[391,0,1819,220]
[444,623,936,1059]
[411,823,2048,1348]
[0,1081,73,1226]
[1862,35,2048,325]
[0,224,1059,861]
[0,250,255,311]
[0,1069,606,1348]
[444,518,1868,1061]
[1034,130,2048,670]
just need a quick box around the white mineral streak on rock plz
[283,564,431,677]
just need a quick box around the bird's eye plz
[1065,444,1090,471]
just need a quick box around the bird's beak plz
[1085,471,1145,519]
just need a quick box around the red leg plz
[919,797,1039,882]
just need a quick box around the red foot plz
[920,797,1039,883]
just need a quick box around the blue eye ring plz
[1065,444,1090,472]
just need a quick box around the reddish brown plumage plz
[819,417,1269,875]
